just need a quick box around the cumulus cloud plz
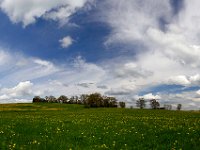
[112,62,153,79]
[98,0,200,77]
[0,49,65,103]
[0,0,94,27]
[142,93,161,100]
[133,93,161,103]
[59,36,73,48]
[167,74,200,86]
[189,74,200,84]
[99,0,172,45]
[0,81,33,103]
[168,75,191,85]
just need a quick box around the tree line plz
[136,98,182,110]
[33,93,182,110]
[32,93,126,108]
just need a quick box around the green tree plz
[136,98,146,109]
[177,104,182,111]
[86,93,103,107]
[150,99,160,109]
[32,96,41,103]
[107,96,118,107]
[69,96,75,104]
[57,95,68,103]
[119,102,126,108]
[103,96,117,107]
[46,96,57,103]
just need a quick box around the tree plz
[32,96,41,103]
[102,96,118,107]
[80,94,89,105]
[150,99,160,109]
[74,96,79,104]
[82,94,118,108]
[107,96,118,107]
[119,102,126,108]
[177,104,182,111]
[86,93,103,107]
[57,95,68,103]
[46,96,57,103]
[69,96,76,104]
[136,98,146,109]
[40,98,47,103]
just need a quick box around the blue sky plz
[0,0,199,110]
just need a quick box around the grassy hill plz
[0,103,199,150]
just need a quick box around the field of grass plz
[0,103,199,150]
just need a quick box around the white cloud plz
[0,50,11,65]
[167,74,200,86]
[196,90,200,96]
[100,0,172,45]
[142,93,161,100]
[4,81,33,96]
[59,36,73,48]
[0,49,60,85]
[0,0,94,27]
[112,62,152,78]
[134,93,161,101]
[0,81,33,103]
[168,75,191,86]
[97,1,200,85]
[98,0,200,77]
[189,74,200,84]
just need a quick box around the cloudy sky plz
[0,0,199,110]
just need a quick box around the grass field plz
[0,103,199,150]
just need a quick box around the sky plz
[0,0,199,110]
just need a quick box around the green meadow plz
[0,103,199,150]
